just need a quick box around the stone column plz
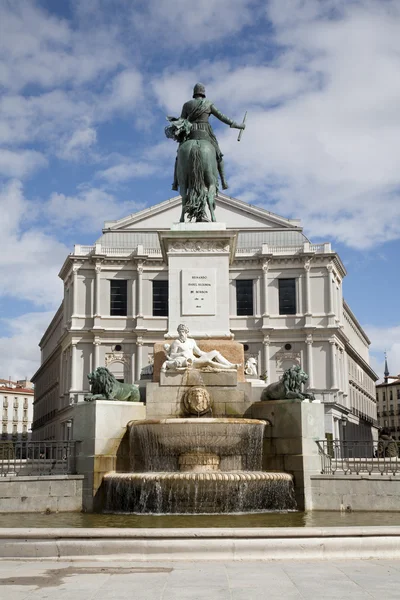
[304,259,311,315]
[262,261,269,317]
[63,283,68,328]
[131,277,136,318]
[70,343,77,392]
[305,334,314,388]
[94,264,101,317]
[343,350,349,405]
[93,338,101,370]
[327,264,334,323]
[131,349,136,384]
[135,337,143,381]
[263,335,270,378]
[136,261,144,318]
[72,265,79,317]
[329,338,337,389]
[339,347,345,393]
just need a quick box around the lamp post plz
[66,419,72,441]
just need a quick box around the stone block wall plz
[0,475,83,512]
[311,474,400,511]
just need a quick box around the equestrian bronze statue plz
[165,83,246,223]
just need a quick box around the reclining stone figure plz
[161,324,240,372]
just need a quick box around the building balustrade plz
[72,242,333,258]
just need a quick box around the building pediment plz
[102,194,303,232]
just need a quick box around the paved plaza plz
[1,559,400,600]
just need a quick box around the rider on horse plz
[167,83,245,191]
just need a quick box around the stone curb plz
[1,527,400,561]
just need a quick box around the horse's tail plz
[187,142,208,220]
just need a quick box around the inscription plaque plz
[182,269,216,316]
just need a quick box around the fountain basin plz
[129,418,267,472]
[103,471,296,514]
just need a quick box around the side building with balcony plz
[376,359,400,438]
[0,379,34,441]
[31,194,378,443]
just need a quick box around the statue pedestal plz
[251,399,325,511]
[158,223,237,339]
[72,400,146,511]
[160,370,238,387]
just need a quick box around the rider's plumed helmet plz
[193,83,206,98]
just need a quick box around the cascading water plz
[103,418,297,514]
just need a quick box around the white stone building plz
[0,379,34,441]
[31,194,378,442]
[376,358,400,438]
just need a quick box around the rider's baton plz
[237,111,247,142]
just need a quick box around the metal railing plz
[0,440,78,477]
[316,439,400,475]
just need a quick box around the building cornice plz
[343,300,371,345]
[37,303,63,349]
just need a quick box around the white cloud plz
[57,125,97,161]
[104,69,143,114]
[0,180,67,308]
[46,187,143,232]
[97,161,158,184]
[0,312,55,381]
[0,2,127,93]
[131,0,256,46]
[0,148,47,178]
[0,68,144,165]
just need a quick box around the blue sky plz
[1,0,399,381]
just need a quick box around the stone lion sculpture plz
[261,365,315,402]
[85,367,140,402]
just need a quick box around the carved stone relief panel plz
[275,351,301,376]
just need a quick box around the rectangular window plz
[278,279,296,315]
[390,390,393,401]
[152,280,168,316]
[383,392,386,402]
[397,389,400,400]
[236,280,254,316]
[110,280,127,316]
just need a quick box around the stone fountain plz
[103,415,295,514]
[102,326,296,514]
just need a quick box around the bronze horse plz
[176,138,218,223]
